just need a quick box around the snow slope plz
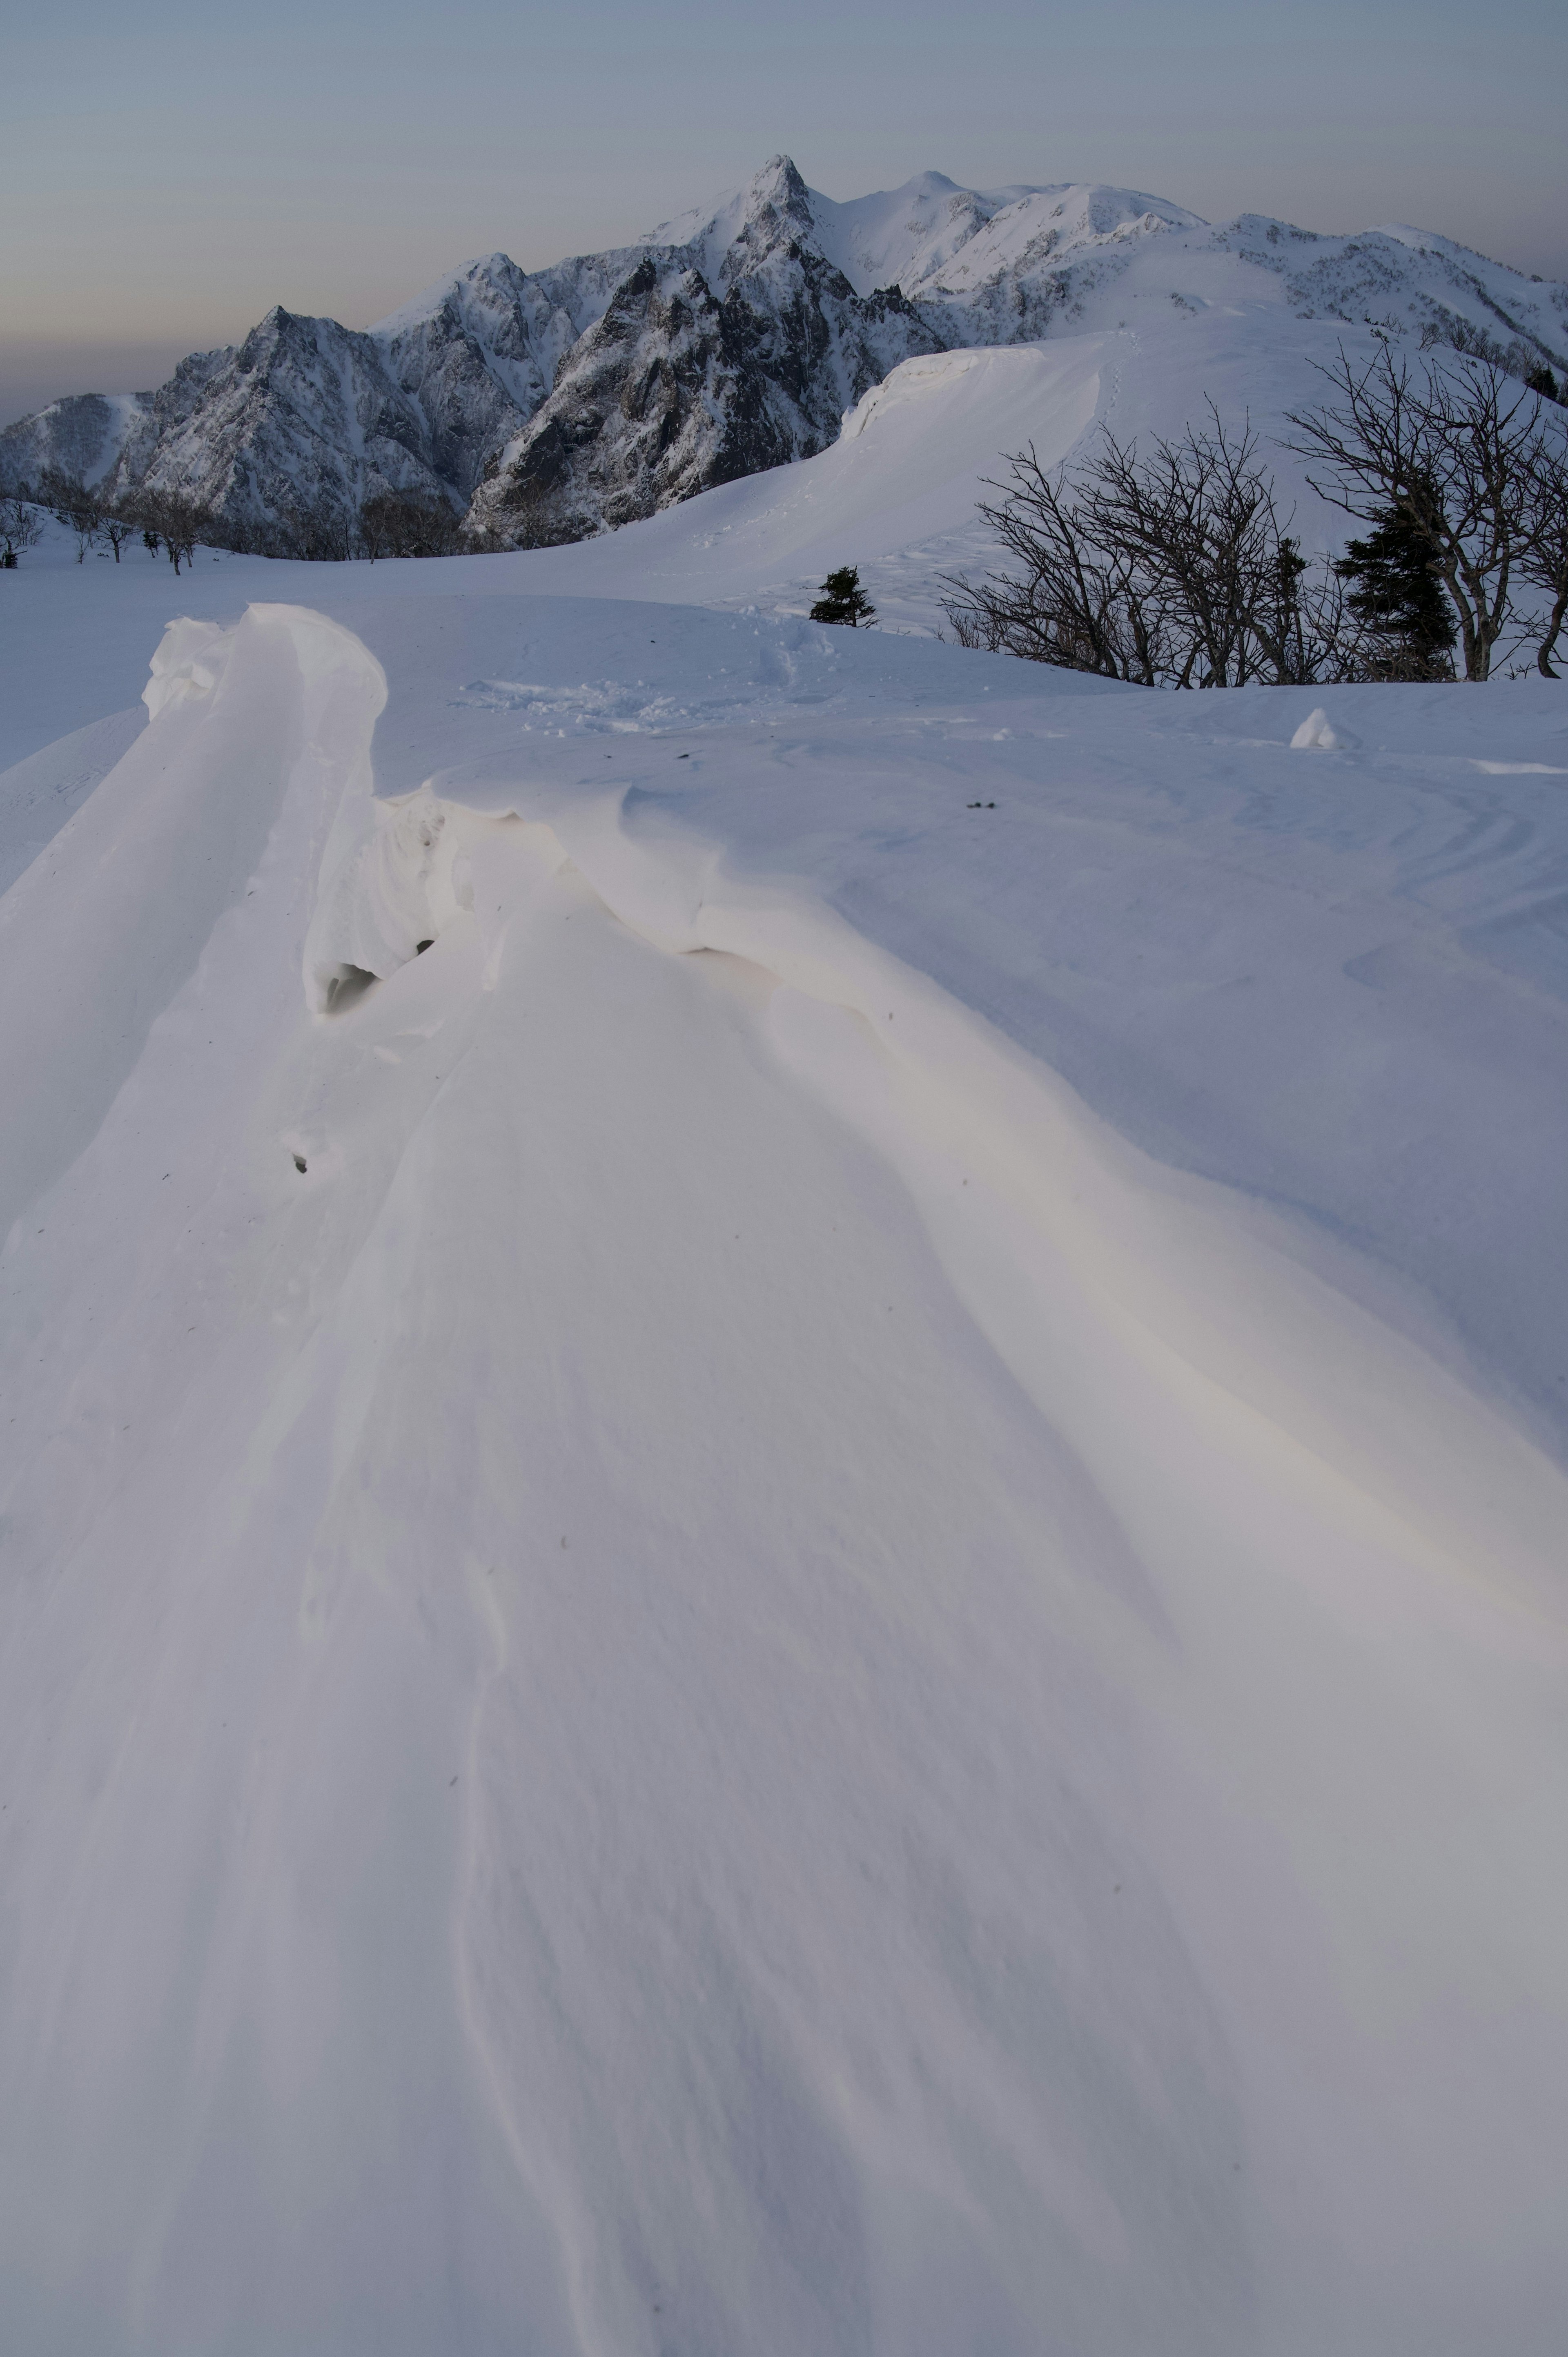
[0,298,1399,780]
[473,339,1110,613]
[6,156,1565,551]
[1,297,1567,2354]
[471,157,1568,549]
[0,343,1107,781]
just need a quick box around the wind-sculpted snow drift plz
[0,589,1566,2355]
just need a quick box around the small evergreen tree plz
[1333,508,1457,680]
[809,566,876,627]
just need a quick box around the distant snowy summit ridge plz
[638,160,1203,305]
[5,155,1564,554]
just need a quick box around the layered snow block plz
[305,792,469,1012]
[1289,705,1339,749]
[142,615,235,718]
[0,604,368,1244]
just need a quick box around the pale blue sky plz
[4,0,1564,421]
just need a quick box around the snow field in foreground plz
[0,296,1417,783]
[0,586,1564,2354]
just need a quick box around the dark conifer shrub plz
[809,566,876,627]
[1334,509,1457,680]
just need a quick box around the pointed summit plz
[5,160,1564,555]
[640,154,817,284]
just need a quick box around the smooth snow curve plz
[0,580,1566,2354]
[490,341,1107,620]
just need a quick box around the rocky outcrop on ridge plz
[466,163,946,546]
[0,246,656,549]
[3,155,1564,554]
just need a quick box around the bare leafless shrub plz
[0,494,45,565]
[1285,345,1547,680]
[942,411,1357,688]
[124,490,208,574]
[1517,430,1568,677]
[40,468,103,562]
[359,491,463,561]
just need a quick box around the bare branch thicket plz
[1517,425,1568,678]
[34,469,213,573]
[359,490,463,561]
[941,446,1170,680]
[941,412,1356,688]
[185,510,296,562]
[214,491,454,564]
[1421,317,1568,408]
[34,477,476,567]
[0,494,46,565]
[125,491,208,574]
[40,467,104,562]
[1086,410,1354,685]
[1285,346,1546,681]
[279,501,358,563]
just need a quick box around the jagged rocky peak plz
[120,305,453,542]
[0,391,152,493]
[4,156,1565,551]
[462,156,1208,550]
[464,162,950,550]
[643,154,820,289]
[469,260,736,546]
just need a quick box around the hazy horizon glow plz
[4,0,1565,424]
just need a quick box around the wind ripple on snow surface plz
[0,602,1566,2357]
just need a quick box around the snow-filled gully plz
[2,606,1567,2355]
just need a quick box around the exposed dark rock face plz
[372,246,649,489]
[4,155,1564,555]
[0,249,648,550]
[0,392,143,493]
[474,261,729,544]
[110,310,452,549]
[466,198,949,548]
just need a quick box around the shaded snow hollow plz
[0,346,1567,2353]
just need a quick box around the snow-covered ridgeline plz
[4,156,1565,551]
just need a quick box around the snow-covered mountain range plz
[4,155,1567,551]
[5,164,1568,2342]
